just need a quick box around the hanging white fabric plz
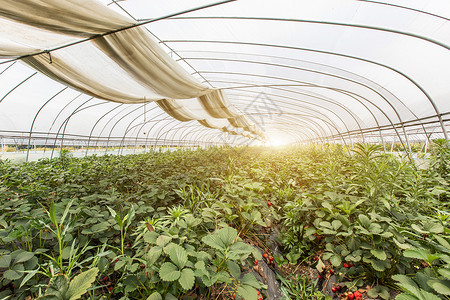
[0,0,264,139]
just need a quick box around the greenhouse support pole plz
[26,87,68,162]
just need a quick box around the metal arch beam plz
[260,113,347,144]
[43,93,85,150]
[202,72,365,135]
[169,16,450,51]
[356,0,450,22]
[198,122,312,145]
[159,123,207,146]
[0,0,238,66]
[202,77,388,145]
[85,102,124,155]
[26,87,69,161]
[223,88,356,144]
[215,80,408,153]
[116,110,166,152]
[93,104,139,147]
[0,61,16,76]
[131,106,161,152]
[0,72,37,103]
[154,119,183,146]
[112,104,159,151]
[104,103,147,150]
[182,56,419,150]
[177,49,423,129]
[142,113,173,150]
[165,39,448,139]
[203,76,386,145]
[186,114,323,145]
[50,97,94,158]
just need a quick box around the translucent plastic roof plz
[1,0,449,156]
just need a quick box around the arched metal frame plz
[1,0,449,156]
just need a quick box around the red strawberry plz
[317,275,321,279]
[330,269,334,275]
[253,260,258,265]
[269,256,274,261]
[348,293,355,300]
[354,291,362,299]
[266,202,272,207]
[331,287,337,293]
[343,263,349,268]
[257,290,260,295]
[263,253,268,259]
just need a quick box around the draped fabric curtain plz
[0,0,264,139]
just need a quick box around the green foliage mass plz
[0,142,448,299]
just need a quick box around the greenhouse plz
[0,0,449,299]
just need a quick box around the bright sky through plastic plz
[1,0,450,147]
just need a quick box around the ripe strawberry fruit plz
[343,263,349,268]
[263,253,268,259]
[266,202,272,207]
[317,275,321,279]
[354,291,362,299]
[348,292,355,300]
[329,269,334,275]
[331,287,337,293]
[269,256,274,261]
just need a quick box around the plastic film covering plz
[1,0,450,159]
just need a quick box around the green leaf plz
[330,254,342,267]
[392,274,420,297]
[215,270,232,284]
[332,220,342,231]
[179,268,195,290]
[404,249,429,261]
[167,243,188,269]
[370,259,389,272]
[423,222,444,234]
[427,279,450,296]
[367,285,390,299]
[165,293,177,300]
[14,251,35,263]
[44,275,69,298]
[241,273,264,289]
[147,246,162,266]
[0,254,11,268]
[143,231,159,244]
[20,268,39,288]
[156,235,172,247]
[67,268,98,300]
[394,238,411,250]
[146,292,162,300]
[394,293,418,300]
[4,269,22,280]
[438,268,450,279]
[227,260,241,279]
[123,274,140,293]
[159,262,180,282]
[202,227,234,251]
[237,285,258,300]
[418,289,443,300]
[358,214,371,228]
[435,236,450,250]
[371,249,387,260]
